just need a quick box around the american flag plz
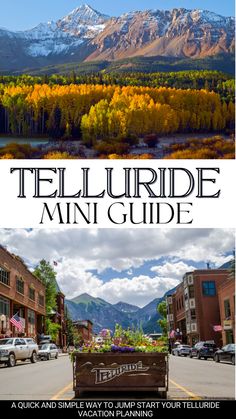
[213,325,222,332]
[10,313,24,331]
[169,330,175,338]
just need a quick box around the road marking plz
[51,382,73,400]
[169,379,201,399]
[51,379,201,400]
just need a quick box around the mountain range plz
[0,4,234,72]
[65,288,176,334]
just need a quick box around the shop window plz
[0,296,10,316]
[28,309,35,335]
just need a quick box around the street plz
[0,355,234,400]
[169,355,235,399]
[0,355,73,400]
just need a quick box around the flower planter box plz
[73,352,168,399]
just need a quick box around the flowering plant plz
[78,324,167,353]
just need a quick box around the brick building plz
[0,246,46,340]
[218,268,235,345]
[167,268,230,347]
[51,281,67,349]
[73,320,93,344]
[167,283,187,343]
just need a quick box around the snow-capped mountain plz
[0,5,234,71]
[57,3,109,34]
[11,4,109,57]
[88,8,235,61]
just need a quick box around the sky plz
[0,1,234,31]
[0,228,234,307]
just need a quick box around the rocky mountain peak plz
[59,4,110,26]
[0,6,234,69]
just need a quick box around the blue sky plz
[0,229,233,307]
[0,1,234,31]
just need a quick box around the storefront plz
[224,320,234,344]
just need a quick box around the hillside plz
[9,53,234,76]
[65,287,177,334]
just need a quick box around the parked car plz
[214,344,235,365]
[0,337,38,367]
[39,335,53,345]
[38,343,59,360]
[172,344,191,357]
[189,341,217,359]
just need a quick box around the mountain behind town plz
[65,288,176,334]
[0,4,234,72]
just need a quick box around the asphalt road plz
[0,355,73,400]
[0,354,234,400]
[169,354,235,400]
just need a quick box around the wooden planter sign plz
[73,352,168,398]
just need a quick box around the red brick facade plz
[52,291,67,349]
[218,274,235,345]
[0,246,46,340]
[167,269,230,347]
[73,320,93,343]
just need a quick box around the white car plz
[38,343,59,360]
[172,344,191,357]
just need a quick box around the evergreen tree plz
[34,259,57,316]
[65,306,75,346]
[34,260,61,340]
[157,301,167,337]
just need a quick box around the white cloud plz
[56,260,103,300]
[94,275,179,307]
[151,261,197,279]
[0,228,234,306]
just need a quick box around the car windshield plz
[0,339,13,345]
[41,344,50,349]
[228,344,235,351]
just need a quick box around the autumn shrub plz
[94,140,130,156]
[43,151,78,159]
[164,135,235,159]
[166,148,219,159]
[108,153,154,159]
[0,153,14,159]
[0,143,38,159]
[222,153,235,159]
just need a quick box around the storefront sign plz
[223,320,232,330]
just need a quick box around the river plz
[0,137,50,147]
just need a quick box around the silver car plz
[38,343,59,360]
[172,344,191,357]
[0,337,38,367]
